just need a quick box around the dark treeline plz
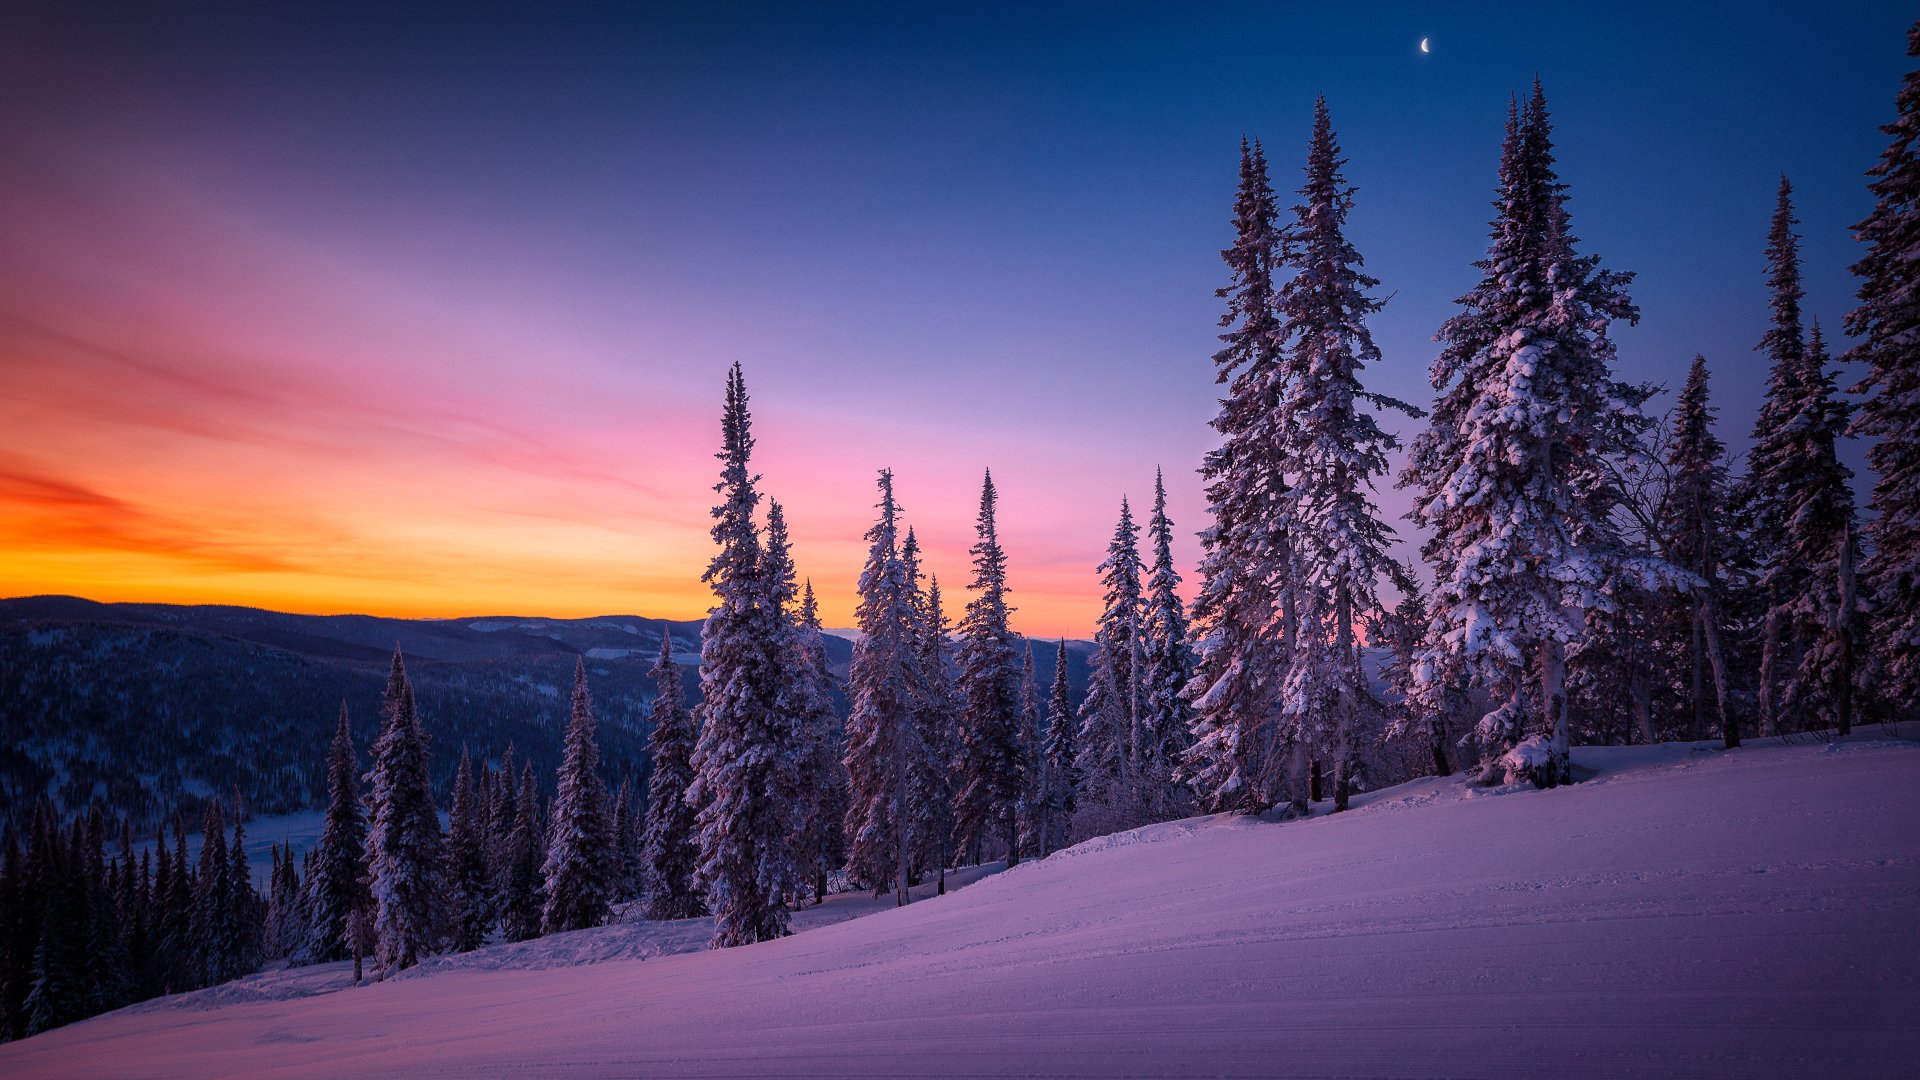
[0,625,663,834]
[7,15,1920,1047]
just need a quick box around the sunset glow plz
[0,4,1886,635]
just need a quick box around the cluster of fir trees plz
[835,464,1077,912]
[0,799,262,1039]
[3,643,664,1041]
[679,365,1190,946]
[350,647,664,972]
[1189,50,1920,808]
[1069,473,1198,840]
[1183,98,1428,813]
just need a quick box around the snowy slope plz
[7,734,1917,1078]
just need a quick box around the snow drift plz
[5,734,1916,1078]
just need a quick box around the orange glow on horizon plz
[0,135,1206,640]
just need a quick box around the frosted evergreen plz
[640,628,705,921]
[304,702,368,963]
[541,659,617,934]
[686,364,802,947]
[951,470,1027,867]
[1400,84,1667,787]
[364,649,445,972]
[1847,20,1920,717]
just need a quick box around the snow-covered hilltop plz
[6,733,1915,1079]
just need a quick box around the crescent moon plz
[1419,37,1430,53]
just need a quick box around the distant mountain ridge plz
[0,597,1093,829]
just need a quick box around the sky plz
[0,2,1907,636]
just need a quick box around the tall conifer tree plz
[1400,84,1659,786]
[1275,98,1418,812]
[497,763,544,941]
[1848,19,1920,718]
[1745,178,1814,734]
[952,470,1026,867]
[1779,324,1867,734]
[911,565,961,893]
[843,470,920,905]
[1746,184,1868,734]
[687,364,802,946]
[1038,640,1078,857]
[791,581,847,904]
[1659,356,1739,746]
[365,649,444,971]
[542,659,617,933]
[640,628,704,921]
[1075,498,1144,835]
[1138,469,1194,821]
[1183,138,1295,812]
[445,746,491,951]
[304,703,368,963]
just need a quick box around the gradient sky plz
[0,2,1906,635]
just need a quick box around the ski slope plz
[7,734,1917,1078]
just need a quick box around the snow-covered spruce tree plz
[1399,85,1663,787]
[224,817,260,979]
[792,581,848,904]
[951,469,1028,867]
[189,799,230,986]
[541,659,617,934]
[1744,178,1813,736]
[612,778,640,903]
[910,564,960,893]
[640,627,704,921]
[1016,642,1046,858]
[1657,356,1740,746]
[765,504,841,906]
[484,743,517,892]
[1138,469,1194,823]
[157,817,194,991]
[1182,138,1296,813]
[1275,98,1420,813]
[1075,497,1144,837]
[365,648,445,971]
[497,761,545,941]
[1780,323,1868,735]
[1746,185,1869,735]
[445,746,491,952]
[1038,639,1078,857]
[1847,21,1920,721]
[304,702,368,963]
[686,363,803,947]
[842,470,920,906]
[263,842,304,963]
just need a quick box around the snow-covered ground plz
[8,733,1917,1078]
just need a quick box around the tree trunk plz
[893,727,910,909]
[1309,758,1323,803]
[1758,594,1783,737]
[1541,637,1570,787]
[1631,665,1654,746]
[1429,724,1452,777]
[1837,519,1857,738]
[1288,739,1309,816]
[1701,513,1737,749]
[1689,593,1706,741]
